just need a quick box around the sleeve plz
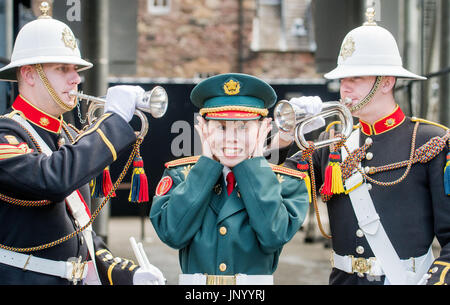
[232,157,310,253]
[93,234,140,285]
[427,142,450,285]
[150,156,224,249]
[0,113,136,202]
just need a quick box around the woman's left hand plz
[252,118,273,157]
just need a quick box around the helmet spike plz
[363,7,377,26]
[38,2,52,19]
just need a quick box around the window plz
[251,0,316,52]
[147,0,171,15]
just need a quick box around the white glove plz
[129,237,166,285]
[133,265,166,285]
[289,96,325,134]
[105,85,145,123]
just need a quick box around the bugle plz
[69,86,168,139]
[274,100,353,151]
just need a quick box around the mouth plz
[341,97,360,108]
[222,147,243,158]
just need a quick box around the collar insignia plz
[384,118,396,127]
[39,117,50,127]
[223,79,240,95]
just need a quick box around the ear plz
[380,76,396,94]
[18,65,37,86]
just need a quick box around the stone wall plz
[137,0,320,79]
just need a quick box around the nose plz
[340,78,352,95]
[224,123,238,143]
[68,69,81,86]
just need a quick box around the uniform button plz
[366,183,372,191]
[214,184,222,195]
[365,137,373,145]
[219,226,227,235]
[431,266,439,273]
[356,229,364,238]
[356,246,365,254]
[219,263,227,272]
[364,166,371,174]
[365,152,373,160]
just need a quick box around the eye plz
[238,124,247,130]
[56,65,68,72]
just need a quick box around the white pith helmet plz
[324,8,426,81]
[0,2,92,82]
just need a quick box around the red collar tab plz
[359,106,405,136]
[12,95,63,133]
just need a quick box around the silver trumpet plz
[69,86,168,139]
[274,99,353,151]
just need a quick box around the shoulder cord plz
[0,114,143,252]
[342,121,419,187]
[300,121,447,239]
[341,122,449,185]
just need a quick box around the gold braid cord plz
[300,122,449,239]
[0,115,52,207]
[301,143,332,239]
[0,138,144,253]
[199,105,268,116]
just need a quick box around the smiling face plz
[207,119,260,168]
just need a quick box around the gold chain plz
[349,76,383,113]
[34,64,75,112]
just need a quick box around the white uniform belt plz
[331,249,434,277]
[179,273,273,285]
[0,248,89,283]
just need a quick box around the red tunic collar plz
[12,95,63,134]
[359,105,406,136]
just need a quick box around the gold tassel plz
[321,152,345,196]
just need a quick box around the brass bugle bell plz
[69,86,168,139]
[273,99,353,151]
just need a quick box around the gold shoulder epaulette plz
[269,163,306,180]
[411,117,449,130]
[165,155,201,168]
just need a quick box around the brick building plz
[137,0,320,79]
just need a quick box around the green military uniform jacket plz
[150,155,309,275]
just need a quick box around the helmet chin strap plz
[347,76,383,113]
[34,63,76,112]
